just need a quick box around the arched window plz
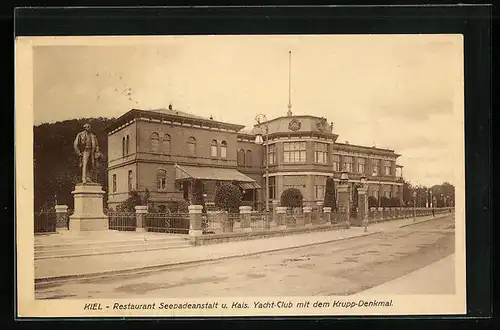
[187,136,196,156]
[122,137,126,157]
[128,170,133,191]
[245,150,252,166]
[211,140,218,157]
[150,132,160,152]
[163,134,171,154]
[126,135,130,155]
[237,149,245,166]
[156,169,167,191]
[221,141,227,158]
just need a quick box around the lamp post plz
[360,175,368,232]
[412,191,417,222]
[255,114,269,212]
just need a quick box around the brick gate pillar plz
[323,207,332,224]
[55,205,69,233]
[303,206,312,227]
[135,205,148,232]
[276,206,287,230]
[337,184,350,228]
[239,206,252,232]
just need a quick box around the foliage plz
[214,183,242,212]
[390,197,401,207]
[280,188,304,208]
[352,184,360,209]
[34,117,114,211]
[323,177,337,210]
[191,180,206,213]
[116,190,149,212]
[368,196,378,208]
[380,196,391,208]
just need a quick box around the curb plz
[35,230,382,287]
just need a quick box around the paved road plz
[36,215,455,299]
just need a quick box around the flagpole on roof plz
[287,50,293,117]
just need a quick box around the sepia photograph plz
[16,34,466,317]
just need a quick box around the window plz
[127,170,133,191]
[112,174,116,193]
[357,157,366,174]
[211,140,218,157]
[384,160,392,176]
[122,137,126,157]
[156,169,167,191]
[237,149,245,166]
[268,176,276,200]
[283,141,306,163]
[150,132,160,152]
[126,135,130,155]
[267,143,276,165]
[314,142,328,163]
[332,154,340,172]
[221,141,227,158]
[187,136,196,156]
[163,134,171,154]
[372,159,380,175]
[245,150,252,166]
[343,156,353,172]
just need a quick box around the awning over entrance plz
[174,164,261,189]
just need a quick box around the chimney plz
[345,141,349,144]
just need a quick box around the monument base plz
[70,182,109,232]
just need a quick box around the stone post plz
[272,200,279,225]
[357,186,369,230]
[315,201,324,224]
[70,183,108,231]
[276,206,287,230]
[323,207,332,224]
[239,206,252,232]
[337,184,350,228]
[303,206,312,227]
[135,205,148,232]
[188,205,203,236]
[55,205,69,233]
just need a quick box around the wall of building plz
[107,163,138,209]
[107,122,137,167]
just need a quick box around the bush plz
[368,196,378,208]
[214,183,242,212]
[116,190,146,212]
[324,177,337,210]
[191,179,206,213]
[380,196,391,208]
[352,184,360,209]
[390,197,401,207]
[280,188,303,208]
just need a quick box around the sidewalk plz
[35,213,450,283]
[358,254,455,295]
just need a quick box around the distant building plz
[105,107,403,211]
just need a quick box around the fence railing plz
[34,211,57,234]
[108,211,136,231]
[145,213,190,234]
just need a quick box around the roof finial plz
[168,102,173,111]
[287,50,293,117]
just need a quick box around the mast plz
[287,50,293,117]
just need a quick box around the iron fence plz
[145,212,190,234]
[108,211,136,231]
[34,211,57,234]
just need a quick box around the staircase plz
[35,231,193,260]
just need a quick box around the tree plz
[368,196,378,208]
[280,188,303,208]
[402,180,414,206]
[214,183,242,212]
[380,196,391,208]
[116,190,149,212]
[323,177,337,210]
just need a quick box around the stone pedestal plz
[323,207,332,224]
[188,205,203,236]
[69,183,108,231]
[315,201,324,224]
[55,205,69,233]
[272,200,279,224]
[135,205,148,232]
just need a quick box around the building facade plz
[106,107,403,211]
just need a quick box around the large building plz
[105,106,404,211]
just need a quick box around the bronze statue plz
[73,123,102,184]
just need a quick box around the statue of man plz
[73,123,101,184]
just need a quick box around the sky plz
[31,35,464,187]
